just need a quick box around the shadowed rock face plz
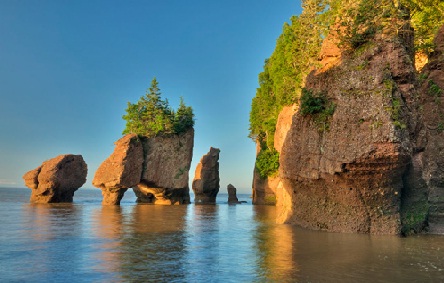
[23,154,87,203]
[93,129,194,205]
[227,184,239,204]
[192,147,220,204]
[414,25,444,234]
[266,26,444,235]
[133,129,194,204]
[92,134,144,205]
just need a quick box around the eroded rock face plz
[252,104,298,205]
[92,134,144,205]
[93,130,194,205]
[132,129,194,204]
[414,25,444,234]
[133,180,191,205]
[275,30,421,234]
[23,154,87,203]
[227,184,239,204]
[192,147,220,204]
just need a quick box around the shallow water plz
[0,188,443,282]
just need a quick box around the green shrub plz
[428,80,442,98]
[300,88,329,116]
[255,149,280,179]
[300,88,336,131]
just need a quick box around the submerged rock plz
[192,147,220,204]
[23,154,87,203]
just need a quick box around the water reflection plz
[21,203,86,280]
[119,204,188,281]
[253,205,298,282]
[252,205,444,282]
[91,205,124,277]
[184,205,220,280]
[1,192,443,282]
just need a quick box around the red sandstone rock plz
[94,130,194,205]
[271,26,427,235]
[192,147,220,204]
[23,154,87,203]
[92,134,144,205]
[415,25,444,234]
[133,128,194,204]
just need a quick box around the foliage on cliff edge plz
[249,0,443,178]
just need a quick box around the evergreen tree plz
[173,97,194,133]
[122,78,194,137]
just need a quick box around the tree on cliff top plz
[122,78,194,137]
[249,0,443,178]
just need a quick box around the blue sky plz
[0,1,301,194]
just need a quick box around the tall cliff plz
[270,25,444,235]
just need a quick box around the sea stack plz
[227,184,239,204]
[192,147,220,204]
[132,128,194,205]
[92,134,144,205]
[93,129,194,205]
[23,154,87,203]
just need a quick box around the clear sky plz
[0,1,302,194]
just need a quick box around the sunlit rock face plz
[93,129,194,205]
[252,105,297,206]
[92,134,144,205]
[274,26,444,235]
[133,128,194,205]
[23,154,87,203]
[192,147,220,204]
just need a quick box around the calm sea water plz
[1,187,444,282]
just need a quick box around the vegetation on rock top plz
[122,78,194,137]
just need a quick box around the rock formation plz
[192,147,220,204]
[92,134,144,205]
[133,129,194,205]
[93,129,194,205]
[227,184,239,204]
[259,25,444,235]
[414,24,444,234]
[252,105,297,205]
[23,154,87,203]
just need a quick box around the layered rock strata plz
[192,147,220,204]
[262,26,444,235]
[23,154,87,203]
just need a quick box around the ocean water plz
[1,188,444,282]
